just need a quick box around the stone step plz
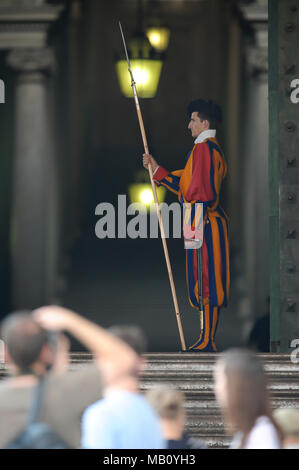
[1,352,299,448]
[140,353,299,447]
[198,436,232,449]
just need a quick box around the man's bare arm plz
[33,306,138,376]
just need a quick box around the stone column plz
[241,31,269,342]
[7,47,59,309]
[269,0,299,352]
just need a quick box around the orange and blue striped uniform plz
[153,137,230,351]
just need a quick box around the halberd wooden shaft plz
[136,105,187,351]
[119,22,186,351]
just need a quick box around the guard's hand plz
[143,153,158,172]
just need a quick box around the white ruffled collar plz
[194,129,216,144]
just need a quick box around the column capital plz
[6,47,56,73]
[246,44,268,81]
[245,26,268,81]
[0,0,64,49]
[239,1,268,81]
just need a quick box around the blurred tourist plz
[81,325,165,449]
[147,385,207,449]
[274,408,299,449]
[0,306,137,448]
[213,348,282,449]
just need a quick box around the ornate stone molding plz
[0,0,62,18]
[238,0,268,23]
[6,47,56,73]
[0,0,64,49]
[239,0,268,80]
[245,42,268,80]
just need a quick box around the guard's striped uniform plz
[153,137,230,351]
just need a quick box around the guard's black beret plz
[187,99,222,123]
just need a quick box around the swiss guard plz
[143,99,230,352]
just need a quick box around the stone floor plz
[60,231,246,352]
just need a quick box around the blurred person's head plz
[274,408,299,448]
[107,325,147,379]
[214,348,281,446]
[1,311,63,376]
[146,386,186,440]
[108,325,147,356]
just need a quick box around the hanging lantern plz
[128,183,166,211]
[146,27,170,52]
[116,59,163,98]
[116,32,163,98]
[128,170,166,211]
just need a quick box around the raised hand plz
[33,305,76,332]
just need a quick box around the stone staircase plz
[2,352,299,448]
[69,351,299,448]
[152,353,299,447]
[140,352,227,448]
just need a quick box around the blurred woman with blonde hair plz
[146,386,206,449]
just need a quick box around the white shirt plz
[81,388,165,449]
[230,416,281,449]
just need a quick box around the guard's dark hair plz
[187,99,222,129]
[1,311,49,371]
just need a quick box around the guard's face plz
[188,112,209,139]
